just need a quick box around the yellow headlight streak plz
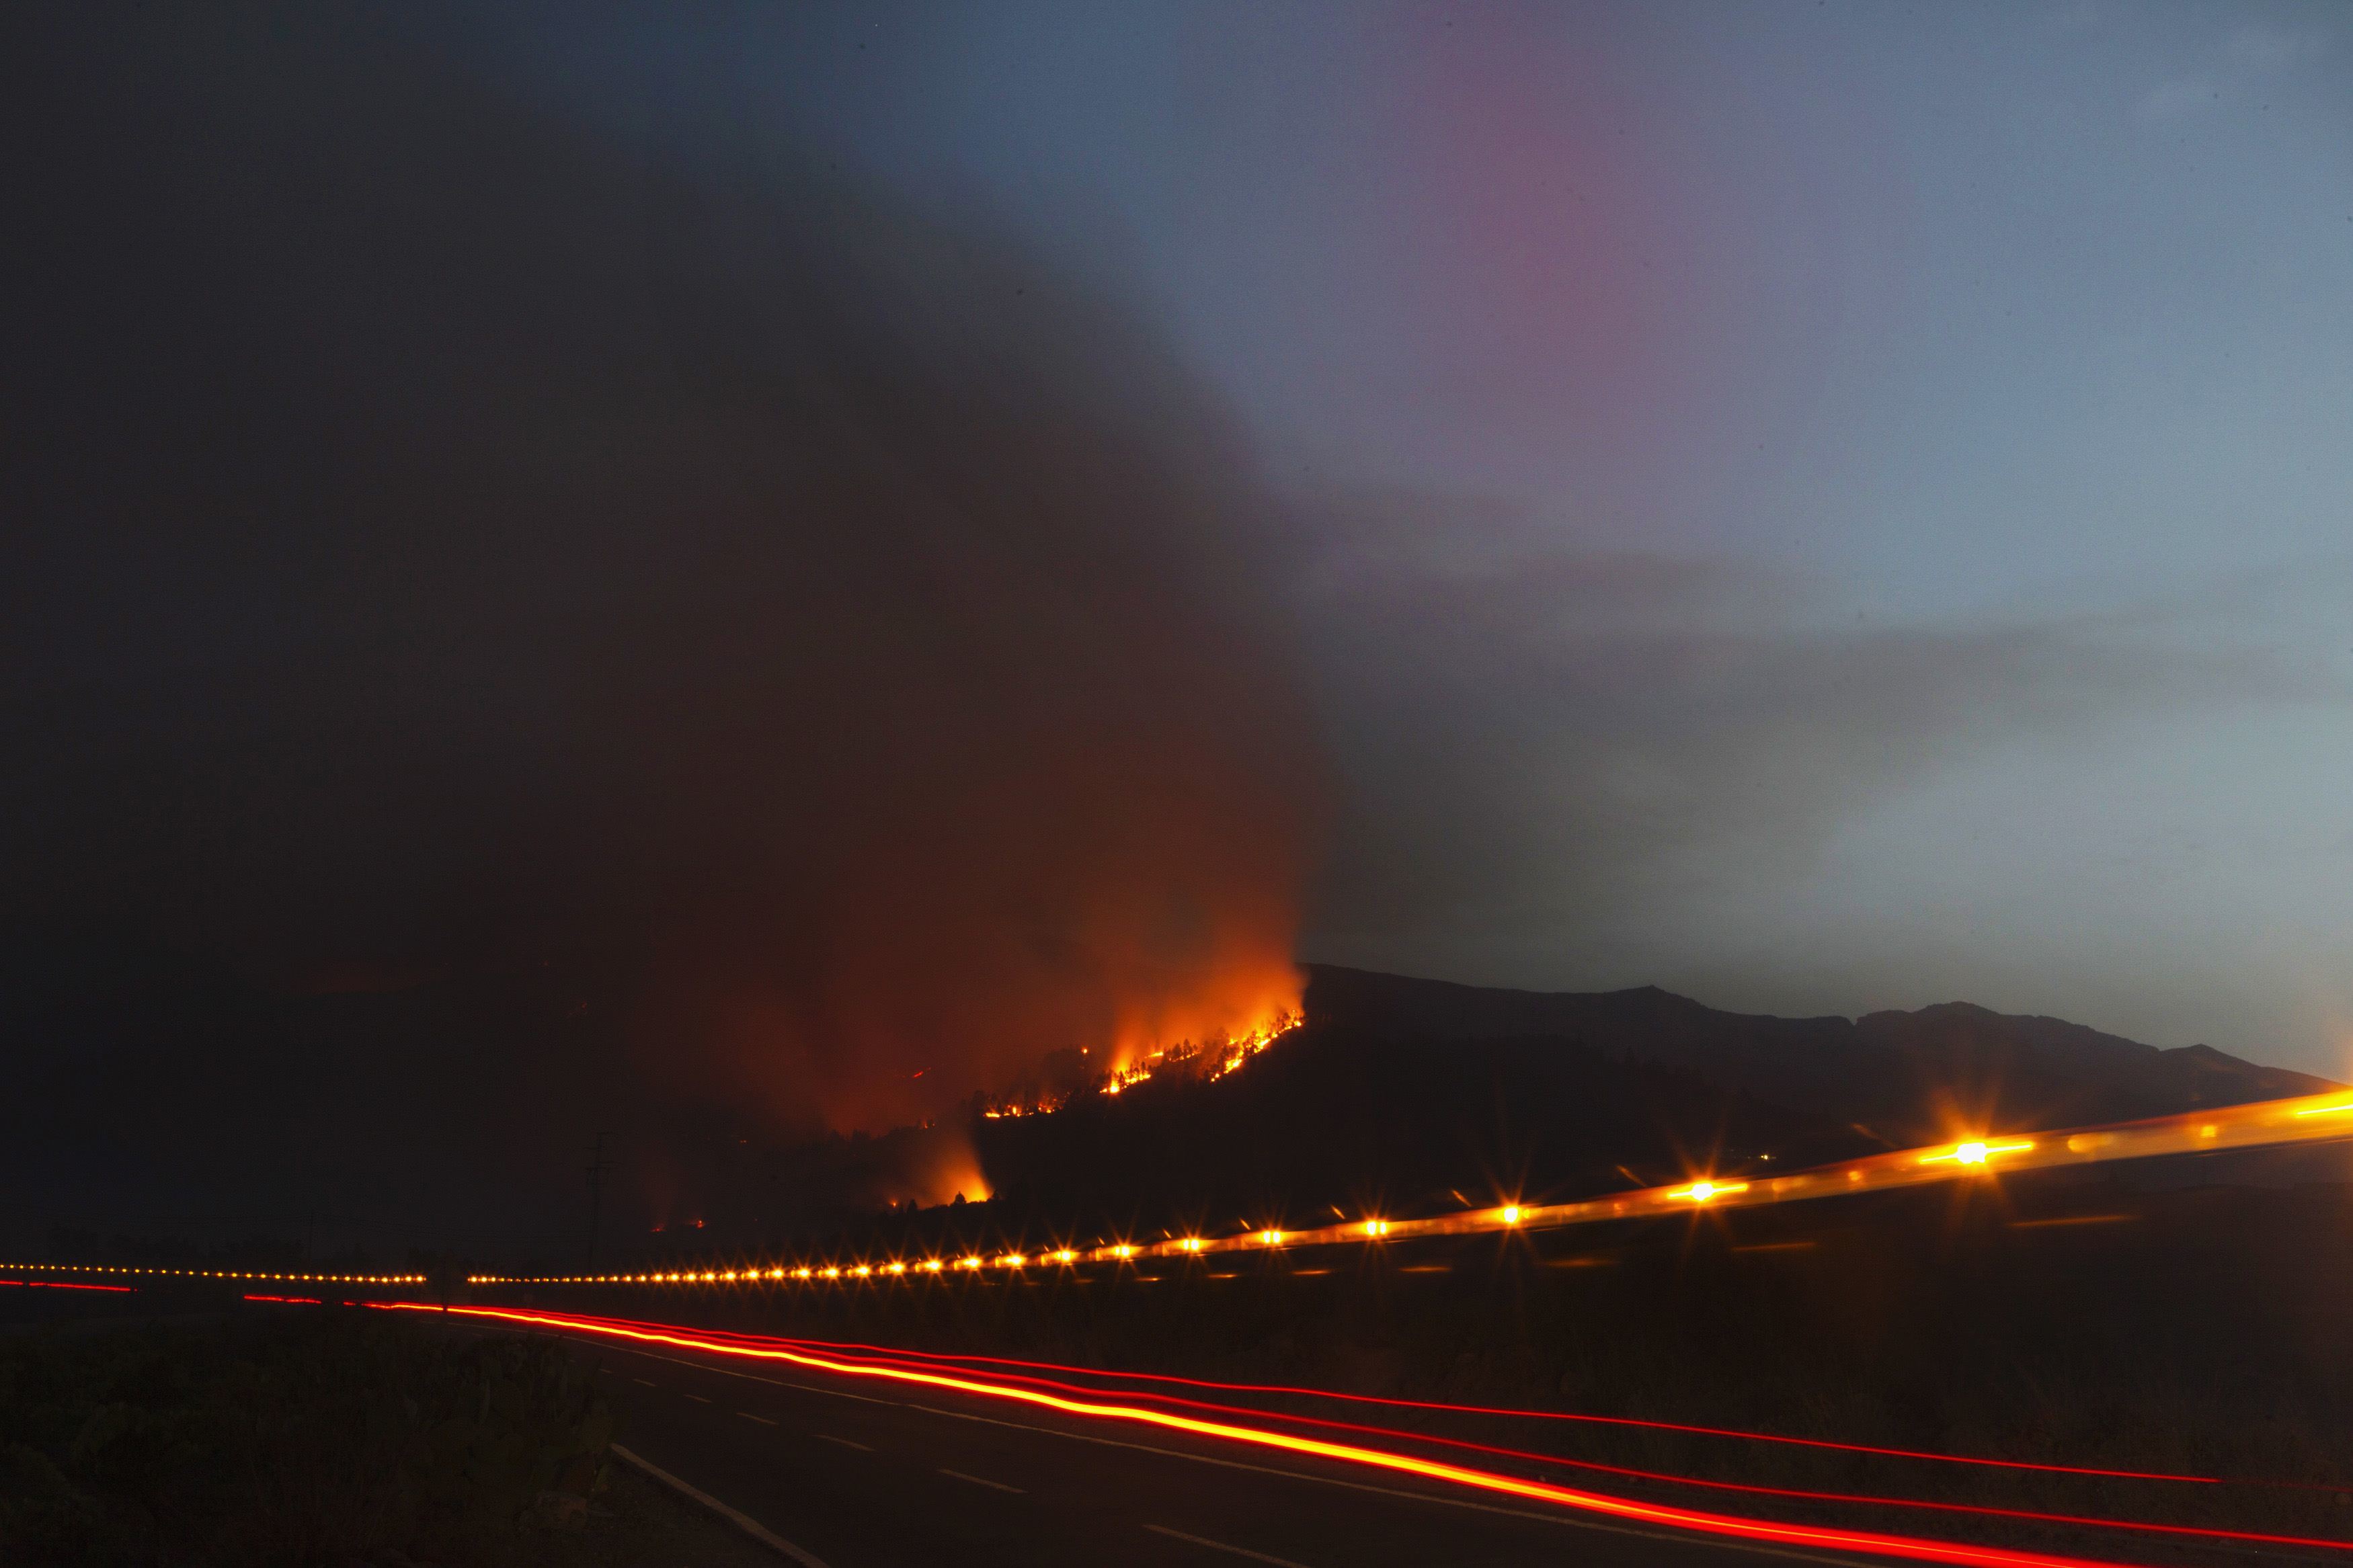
[297,1084,2353,1291]
[1922,1141,2034,1167]
[1671,1180,1750,1203]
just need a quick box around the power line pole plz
[586,1130,614,1270]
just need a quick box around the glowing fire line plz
[983,1011,1304,1119]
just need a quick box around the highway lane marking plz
[603,1344,902,1405]
[815,1434,872,1451]
[897,1403,1871,1568]
[1146,1523,1317,1567]
[610,1443,831,1568]
[684,1392,712,1403]
[737,1411,777,1426]
[939,1467,1024,1493]
[780,1378,895,1406]
[633,1377,657,1387]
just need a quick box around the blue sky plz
[514,2,2352,1071]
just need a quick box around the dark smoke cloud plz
[0,8,1313,1244]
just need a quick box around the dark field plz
[0,1309,771,1567]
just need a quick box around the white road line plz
[737,1411,777,1426]
[815,1433,872,1451]
[781,1378,896,1405]
[684,1392,711,1403]
[899,1403,1870,1568]
[610,1444,830,1568]
[633,1377,657,1387]
[602,1343,906,1405]
[1146,1522,1318,1567]
[938,1466,1024,1493]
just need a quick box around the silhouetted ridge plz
[1302,964,2337,1145]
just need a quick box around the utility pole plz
[585,1130,614,1270]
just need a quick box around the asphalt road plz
[524,1323,1901,1568]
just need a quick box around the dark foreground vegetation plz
[0,1309,762,1567]
[529,1169,2353,1564]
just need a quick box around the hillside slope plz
[962,967,2339,1237]
[1302,964,2336,1146]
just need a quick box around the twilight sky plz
[500,1,2353,1071]
[4,0,2350,1255]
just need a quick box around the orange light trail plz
[505,1309,2338,1528]
[456,1088,2353,1284]
[524,1309,2237,1487]
[441,1090,2353,1286]
[379,1303,2167,1568]
[606,1327,2346,1549]
[1923,1141,2035,1166]
[1671,1180,1751,1202]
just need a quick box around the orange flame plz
[981,1002,1305,1120]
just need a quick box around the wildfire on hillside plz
[982,1008,1306,1120]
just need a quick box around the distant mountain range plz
[1301,964,2338,1147]
[969,966,2340,1234]
[18,931,2332,1256]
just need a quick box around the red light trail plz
[383,1302,2309,1568]
[0,1278,134,1293]
[586,1319,2227,1485]
[457,1305,2239,1487]
[516,1318,2332,1546]
[438,1305,2335,1503]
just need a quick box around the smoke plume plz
[0,9,1314,1239]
